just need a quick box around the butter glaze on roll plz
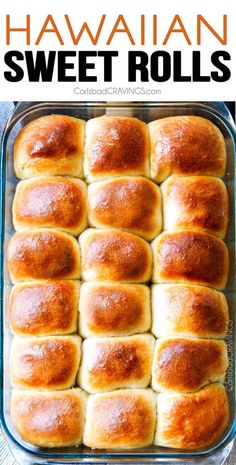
[9,281,79,337]
[13,177,87,236]
[149,116,226,183]
[161,176,228,238]
[78,334,155,393]
[152,337,228,393]
[88,176,162,240]
[11,389,87,447]
[154,384,229,449]
[7,229,81,282]
[14,114,85,179]
[83,389,156,449]
[152,230,228,290]
[85,116,149,182]
[152,284,229,339]
[80,228,152,283]
[10,336,81,390]
[79,282,151,337]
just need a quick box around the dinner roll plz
[7,229,81,283]
[161,176,228,238]
[11,389,87,447]
[80,229,152,283]
[83,389,156,449]
[13,177,87,236]
[79,282,151,338]
[78,334,155,393]
[154,384,229,449]
[14,114,85,179]
[152,230,228,290]
[88,177,162,240]
[10,335,81,390]
[149,116,226,183]
[9,281,79,337]
[85,116,149,182]
[152,337,228,393]
[152,284,229,339]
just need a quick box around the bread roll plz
[152,230,228,290]
[11,389,87,447]
[10,336,81,390]
[14,114,85,179]
[152,284,229,339]
[85,116,149,182]
[154,384,229,449]
[83,389,156,449]
[9,281,79,337]
[149,116,226,183]
[161,176,228,238]
[7,229,81,283]
[88,177,162,240]
[13,177,87,236]
[78,334,155,393]
[80,229,152,283]
[79,282,151,338]
[152,337,228,393]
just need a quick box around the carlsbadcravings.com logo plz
[3,13,231,84]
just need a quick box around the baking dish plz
[0,101,235,465]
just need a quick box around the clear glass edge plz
[0,101,235,463]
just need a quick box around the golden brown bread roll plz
[79,282,151,338]
[152,284,229,339]
[85,116,149,182]
[11,389,87,447]
[154,384,229,449]
[149,116,226,183]
[9,281,79,337]
[88,176,162,240]
[78,334,155,393]
[80,228,152,283]
[14,114,85,179]
[152,230,228,290]
[161,175,228,238]
[13,177,87,236]
[83,389,156,449]
[152,337,228,393]
[10,336,81,390]
[7,229,81,283]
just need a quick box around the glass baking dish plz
[0,102,235,465]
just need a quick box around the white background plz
[0,0,235,101]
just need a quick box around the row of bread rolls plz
[12,174,228,240]
[10,334,228,394]
[14,114,226,183]
[12,384,229,449]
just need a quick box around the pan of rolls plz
[1,103,235,462]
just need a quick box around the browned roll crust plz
[85,116,149,182]
[152,337,228,393]
[79,282,151,338]
[13,177,87,236]
[152,230,228,290]
[10,336,81,390]
[149,116,226,183]
[152,284,229,339]
[7,229,81,283]
[11,389,87,447]
[9,281,79,337]
[80,229,152,283]
[88,177,162,240]
[83,389,156,449]
[161,176,228,238]
[78,334,155,393]
[14,115,85,179]
[154,384,229,449]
